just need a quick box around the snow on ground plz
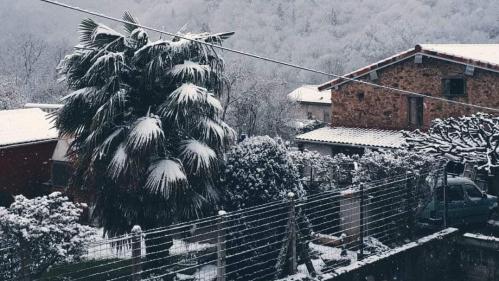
[463,232,499,243]
[84,228,215,260]
[324,228,458,278]
[309,242,357,262]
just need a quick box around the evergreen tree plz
[56,13,235,237]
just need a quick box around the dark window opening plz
[408,96,424,127]
[463,184,483,199]
[443,77,466,97]
[323,111,330,123]
[307,112,313,119]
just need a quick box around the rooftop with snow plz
[0,108,58,147]
[319,44,499,90]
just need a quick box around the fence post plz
[358,184,365,261]
[20,244,30,281]
[406,171,414,240]
[131,225,142,281]
[443,164,449,228]
[217,210,227,281]
[287,192,297,275]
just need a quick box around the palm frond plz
[144,159,187,198]
[126,115,164,154]
[83,52,124,85]
[93,127,126,160]
[179,140,217,174]
[160,83,207,119]
[206,93,223,112]
[61,87,98,102]
[169,61,210,83]
[91,88,127,129]
[122,11,140,34]
[108,144,129,179]
[123,12,148,48]
[198,118,225,145]
[79,18,124,49]
[133,40,169,64]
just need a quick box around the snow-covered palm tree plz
[56,13,235,236]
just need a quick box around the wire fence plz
[0,169,444,281]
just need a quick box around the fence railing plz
[0,169,444,281]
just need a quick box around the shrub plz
[221,136,305,280]
[223,136,304,209]
[0,192,96,279]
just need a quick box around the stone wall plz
[325,228,461,281]
[331,57,499,130]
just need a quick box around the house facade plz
[288,85,331,123]
[0,108,58,206]
[297,44,499,155]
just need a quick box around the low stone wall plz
[323,228,460,281]
[456,233,499,281]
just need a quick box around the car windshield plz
[463,184,483,199]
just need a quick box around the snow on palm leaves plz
[56,13,234,216]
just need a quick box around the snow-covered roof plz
[319,44,499,91]
[288,85,331,104]
[0,108,58,147]
[295,126,405,149]
[419,44,499,68]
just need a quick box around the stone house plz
[296,44,499,155]
[288,85,331,123]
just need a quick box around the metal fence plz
[0,169,443,281]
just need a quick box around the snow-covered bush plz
[352,149,441,184]
[222,136,304,209]
[289,150,357,192]
[221,136,306,280]
[0,192,95,279]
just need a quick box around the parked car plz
[419,176,498,227]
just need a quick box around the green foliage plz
[56,13,234,235]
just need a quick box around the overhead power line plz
[40,0,499,113]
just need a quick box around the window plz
[448,186,465,202]
[463,184,483,200]
[323,111,330,123]
[408,97,423,127]
[307,112,313,119]
[443,77,466,96]
[436,185,464,202]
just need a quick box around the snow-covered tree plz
[405,113,499,173]
[56,13,235,236]
[0,192,95,279]
[221,136,306,281]
[222,136,304,209]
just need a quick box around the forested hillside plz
[1,0,497,134]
